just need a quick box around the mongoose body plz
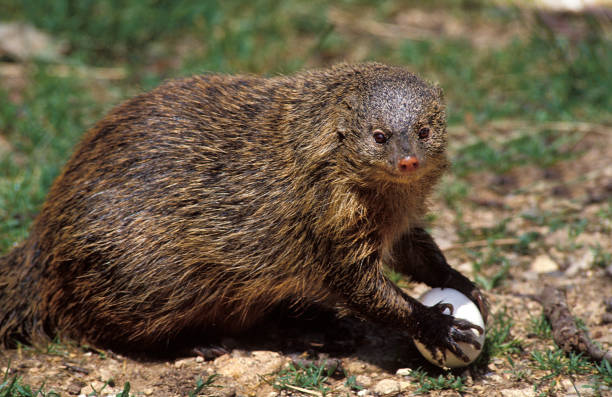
[0,63,485,363]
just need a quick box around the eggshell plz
[413,288,485,368]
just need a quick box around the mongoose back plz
[0,63,486,363]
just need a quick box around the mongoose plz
[0,63,486,364]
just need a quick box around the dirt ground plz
[0,121,610,396]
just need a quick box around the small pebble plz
[399,381,411,391]
[531,255,559,274]
[395,368,411,376]
[355,375,372,387]
[66,382,82,396]
[373,379,400,396]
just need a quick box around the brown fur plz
[0,63,485,359]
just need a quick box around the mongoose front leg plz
[389,227,488,323]
[329,254,483,365]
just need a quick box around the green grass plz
[530,349,593,395]
[115,382,133,397]
[526,348,612,396]
[478,308,523,362]
[591,244,612,268]
[398,33,612,124]
[506,356,530,382]
[188,375,219,397]
[2,0,336,75]
[0,362,59,397]
[589,359,612,392]
[0,360,137,397]
[0,68,102,253]
[471,248,510,291]
[344,374,364,392]
[529,314,553,340]
[272,361,337,396]
[408,368,466,394]
[452,128,580,177]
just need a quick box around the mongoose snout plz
[398,156,420,172]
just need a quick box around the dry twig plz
[443,237,520,251]
[284,384,323,397]
[539,286,612,364]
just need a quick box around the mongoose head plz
[337,66,448,185]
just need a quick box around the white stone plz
[530,255,559,274]
[500,387,536,397]
[174,357,193,368]
[214,350,284,386]
[372,379,400,395]
[355,375,372,387]
[345,361,368,374]
[399,381,411,391]
[566,250,595,277]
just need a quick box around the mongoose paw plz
[191,345,229,360]
[415,302,484,366]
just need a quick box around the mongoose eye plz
[418,127,430,140]
[373,129,387,144]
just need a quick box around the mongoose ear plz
[341,91,361,113]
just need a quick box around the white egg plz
[413,288,485,368]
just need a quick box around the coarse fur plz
[0,63,485,362]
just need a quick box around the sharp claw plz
[192,346,228,360]
[452,334,480,350]
[456,333,482,350]
[433,348,446,366]
[448,340,470,362]
[450,322,483,350]
[436,302,454,315]
[471,290,489,325]
[453,318,483,334]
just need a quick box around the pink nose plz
[398,156,419,173]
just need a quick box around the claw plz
[434,302,454,315]
[191,345,228,360]
[471,289,489,325]
[453,317,484,335]
[451,319,483,349]
[447,339,471,362]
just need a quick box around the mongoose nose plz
[398,156,419,173]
